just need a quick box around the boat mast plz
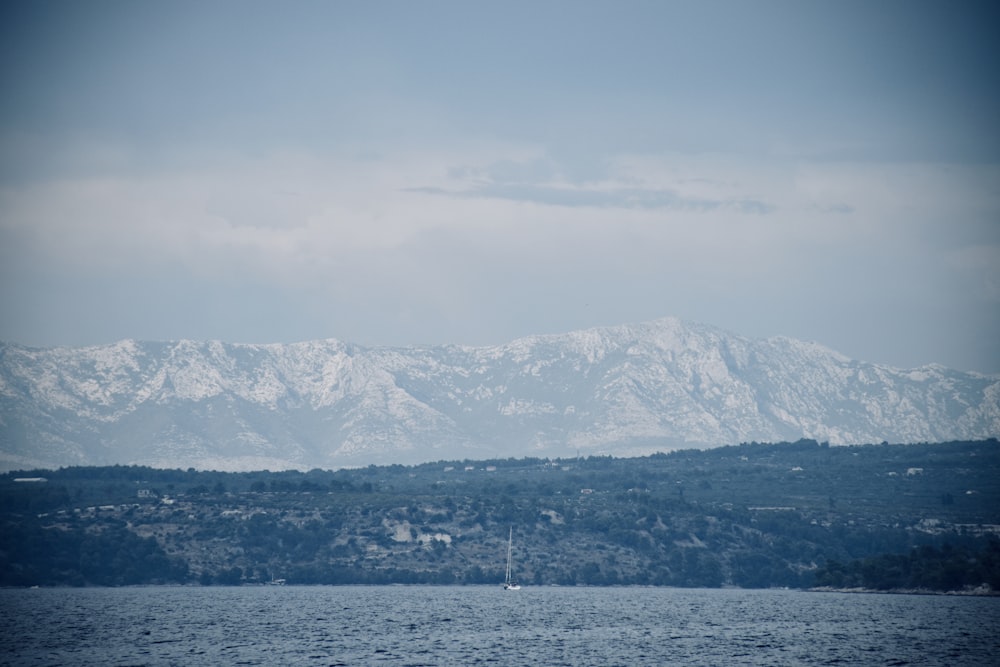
[505,526,513,584]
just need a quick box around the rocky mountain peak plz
[1,318,997,471]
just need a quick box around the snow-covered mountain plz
[1,317,997,471]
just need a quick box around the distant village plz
[3,440,999,590]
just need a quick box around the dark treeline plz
[2,439,998,590]
[2,520,188,587]
[814,542,1000,591]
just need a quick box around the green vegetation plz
[2,439,998,590]
[813,542,1000,591]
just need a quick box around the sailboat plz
[503,526,521,590]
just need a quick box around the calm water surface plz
[1,586,997,666]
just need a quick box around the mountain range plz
[1,317,997,471]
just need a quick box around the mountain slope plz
[1,318,997,471]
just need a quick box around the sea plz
[1,586,997,666]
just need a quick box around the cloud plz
[1,142,998,370]
[403,151,788,215]
[404,184,775,214]
[3,147,994,282]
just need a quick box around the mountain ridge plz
[2,317,997,471]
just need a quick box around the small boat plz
[503,527,521,590]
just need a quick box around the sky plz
[1,1,998,373]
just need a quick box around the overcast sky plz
[1,1,998,372]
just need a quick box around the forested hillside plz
[2,440,998,590]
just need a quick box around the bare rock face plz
[2,317,997,471]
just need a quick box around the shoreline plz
[808,585,998,597]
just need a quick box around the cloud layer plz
[1,1,998,373]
